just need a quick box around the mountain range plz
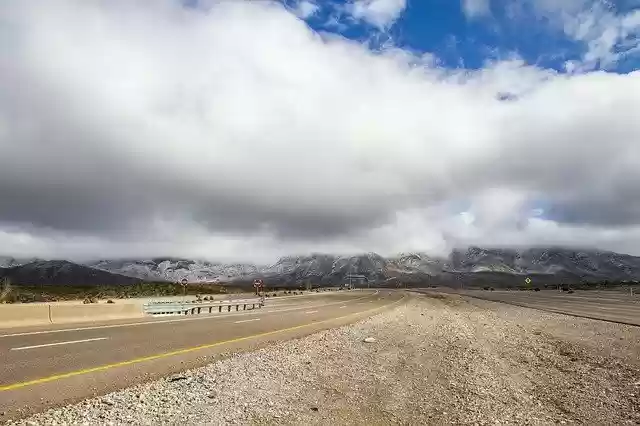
[2,247,640,288]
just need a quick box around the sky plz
[1,0,640,263]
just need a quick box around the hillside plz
[0,260,143,286]
[2,247,639,290]
[86,258,259,283]
[84,247,640,287]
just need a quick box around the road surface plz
[416,288,640,326]
[0,290,403,420]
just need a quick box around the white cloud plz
[565,6,640,71]
[525,0,640,71]
[1,0,640,262]
[348,0,407,29]
[293,0,319,19]
[461,0,491,20]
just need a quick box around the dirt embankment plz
[10,293,640,425]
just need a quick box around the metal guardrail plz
[143,297,265,316]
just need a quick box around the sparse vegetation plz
[0,277,17,303]
[0,281,244,303]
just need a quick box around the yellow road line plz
[0,296,405,392]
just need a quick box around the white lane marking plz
[305,310,318,314]
[0,294,376,338]
[234,318,261,324]
[339,306,347,309]
[10,337,108,351]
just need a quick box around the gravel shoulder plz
[9,292,640,425]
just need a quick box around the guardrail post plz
[144,298,263,316]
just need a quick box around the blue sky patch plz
[282,0,640,74]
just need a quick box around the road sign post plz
[525,277,532,290]
[254,279,264,296]
[180,278,188,302]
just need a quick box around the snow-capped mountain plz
[386,253,447,275]
[0,256,40,269]
[445,247,640,279]
[86,258,260,283]
[259,253,388,285]
[83,247,640,285]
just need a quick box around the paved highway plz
[0,290,403,420]
[416,288,640,326]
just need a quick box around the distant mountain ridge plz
[3,247,640,287]
[0,256,41,269]
[0,260,141,286]
[87,258,260,283]
[84,247,640,286]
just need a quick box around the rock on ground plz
[9,293,640,425]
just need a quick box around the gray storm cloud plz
[1,0,640,262]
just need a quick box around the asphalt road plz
[0,290,403,420]
[416,288,640,326]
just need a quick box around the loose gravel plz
[9,293,640,425]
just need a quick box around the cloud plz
[292,0,319,19]
[518,0,640,71]
[566,6,640,71]
[347,0,407,29]
[1,0,640,262]
[461,0,491,20]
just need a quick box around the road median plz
[48,303,143,324]
[0,304,51,328]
